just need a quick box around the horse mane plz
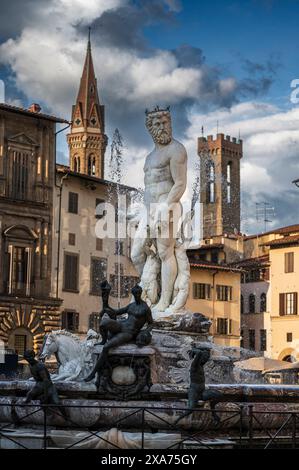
[49,329,81,343]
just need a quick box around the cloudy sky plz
[0,0,299,234]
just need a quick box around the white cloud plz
[0,0,238,119]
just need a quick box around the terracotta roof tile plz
[263,234,299,247]
[0,102,69,123]
[190,261,242,273]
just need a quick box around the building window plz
[207,162,215,204]
[68,233,76,246]
[241,295,244,315]
[193,283,211,300]
[89,312,101,332]
[6,245,33,297]
[96,238,103,251]
[285,252,294,273]
[260,329,267,351]
[90,257,107,296]
[110,275,139,298]
[287,333,293,343]
[249,294,256,313]
[95,198,105,219]
[11,247,29,296]
[249,329,255,350]
[4,227,35,297]
[62,310,79,332]
[216,285,232,301]
[227,162,232,204]
[216,318,232,335]
[260,293,267,313]
[63,253,79,292]
[115,241,124,256]
[245,270,261,283]
[11,151,29,200]
[280,293,298,316]
[68,192,78,214]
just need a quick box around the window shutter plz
[64,254,78,291]
[291,253,295,273]
[68,192,78,214]
[285,253,294,273]
[279,293,285,316]
[207,284,211,300]
[193,283,197,299]
[294,293,298,316]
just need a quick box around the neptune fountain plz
[0,108,299,450]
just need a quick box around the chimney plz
[28,103,41,113]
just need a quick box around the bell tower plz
[67,31,108,178]
[198,133,243,238]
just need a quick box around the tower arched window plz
[207,162,215,204]
[74,156,80,173]
[249,294,256,314]
[88,155,96,176]
[227,162,232,204]
[260,293,267,313]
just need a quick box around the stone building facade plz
[235,226,299,361]
[0,103,66,355]
[204,224,299,360]
[198,133,243,239]
[52,165,139,334]
[186,248,242,348]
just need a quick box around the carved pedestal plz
[94,345,157,400]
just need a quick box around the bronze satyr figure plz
[175,347,221,425]
[24,349,66,419]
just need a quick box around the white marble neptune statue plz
[131,107,190,315]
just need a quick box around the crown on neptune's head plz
[145,105,170,116]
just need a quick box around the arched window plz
[3,225,37,297]
[74,156,80,173]
[88,155,96,176]
[227,162,232,204]
[260,293,267,313]
[207,162,215,203]
[249,294,256,314]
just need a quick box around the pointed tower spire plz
[67,29,108,178]
[88,26,91,49]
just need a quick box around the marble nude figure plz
[131,107,190,314]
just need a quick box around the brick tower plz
[198,133,243,238]
[67,33,108,178]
